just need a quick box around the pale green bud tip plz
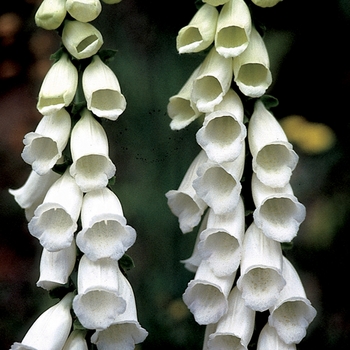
[251,0,283,8]
[66,0,102,23]
[35,0,67,30]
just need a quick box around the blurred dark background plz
[1,0,350,348]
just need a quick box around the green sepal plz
[119,254,135,272]
[281,241,294,251]
[98,49,118,64]
[73,318,86,331]
[260,95,279,110]
[49,47,65,63]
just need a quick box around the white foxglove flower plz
[70,109,116,192]
[236,222,285,312]
[248,100,298,188]
[66,0,102,23]
[257,324,296,350]
[82,55,126,120]
[252,0,283,8]
[252,173,306,242]
[202,323,217,350]
[62,20,103,60]
[215,0,252,58]
[196,88,246,163]
[167,66,202,130]
[10,292,74,350]
[208,287,255,350]
[63,330,88,350]
[21,109,71,176]
[28,168,83,252]
[37,240,76,290]
[37,53,78,115]
[176,4,218,54]
[268,257,317,344]
[76,187,136,261]
[191,47,233,113]
[203,0,230,5]
[91,275,148,349]
[233,26,272,97]
[73,255,127,330]
[193,142,245,215]
[165,150,208,233]
[198,198,244,277]
[183,259,236,325]
[8,169,60,221]
[35,0,66,30]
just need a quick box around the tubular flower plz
[36,52,78,115]
[257,324,296,350]
[70,108,116,193]
[203,0,230,5]
[28,168,83,252]
[63,330,88,350]
[176,4,218,54]
[10,292,74,350]
[233,26,272,97]
[251,0,283,8]
[66,0,102,23]
[248,100,299,188]
[82,55,126,120]
[215,0,252,58]
[34,0,67,30]
[21,108,71,176]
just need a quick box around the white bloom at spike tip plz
[252,173,306,242]
[8,169,60,221]
[248,100,299,188]
[36,52,78,115]
[10,292,74,350]
[215,0,252,58]
[35,0,66,30]
[62,330,88,350]
[28,168,83,252]
[70,109,116,193]
[76,187,136,261]
[268,257,317,345]
[165,150,208,233]
[198,197,245,277]
[191,47,233,113]
[252,0,283,8]
[208,287,255,350]
[83,55,126,120]
[91,275,148,349]
[21,109,71,176]
[176,4,218,54]
[196,88,246,163]
[182,259,236,325]
[257,324,296,350]
[233,26,272,98]
[37,240,76,291]
[236,222,285,312]
[62,20,103,60]
[72,255,127,330]
[66,0,102,23]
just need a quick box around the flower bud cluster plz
[166,0,316,348]
[9,0,147,349]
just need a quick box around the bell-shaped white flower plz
[28,168,83,252]
[37,52,78,115]
[176,4,218,54]
[248,100,299,188]
[196,88,246,163]
[233,26,272,97]
[165,150,208,233]
[257,324,296,350]
[76,187,136,261]
[37,240,76,291]
[203,0,230,5]
[183,259,236,325]
[268,257,317,344]
[167,66,202,130]
[252,174,306,242]
[70,109,116,193]
[91,275,148,349]
[66,0,102,23]
[208,287,255,350]
[21,109,71,176]
[236,222,285,312]
[35,0,66,30]
[72,255,127,330]
[198,198,244,277]
[193,142,245,215]
[215,0,252,58]
[9,169,61,221]
[62,20,103,60]
[252,0,283,8]
[10,292,74,350]
[191,47,233,113]
[82,55,126,120]
[63,330,88,350]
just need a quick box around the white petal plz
[62,330,88,350]
[257,324,296,350]
[203,0,230,5]
[202,323,217,350]
[252,0,283,8]
[66,0,102,22]
[35,0,66,30]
